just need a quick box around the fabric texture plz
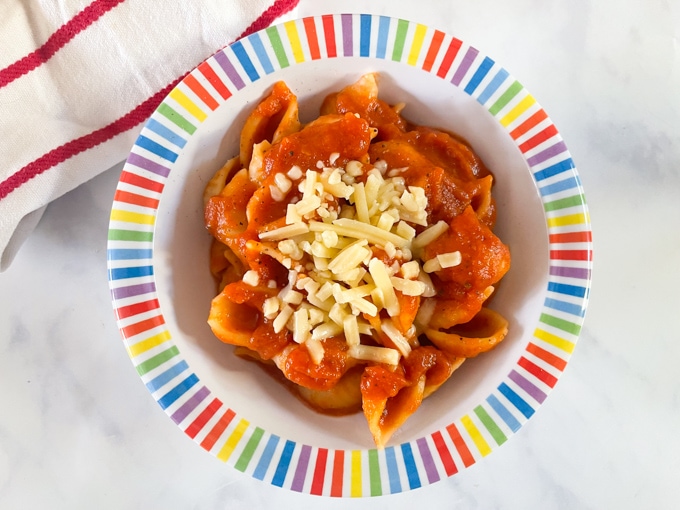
[0,0,299,270]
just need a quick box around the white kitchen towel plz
[0,0,299,271]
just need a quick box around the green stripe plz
[135,346,180,376]
[489,80,523,115]
[368,449,382,496]
[108,229,153,242]
[540,313,581,335]
[474,405,507,446]
[234,427,265,472]
[391,19,409,61]
[266,26,289,68]
[157,103,197,134]
[544,194,585,212]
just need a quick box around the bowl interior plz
[149,57,549,450]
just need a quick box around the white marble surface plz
[1,0,679,508]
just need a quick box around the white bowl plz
[107,13,592,497]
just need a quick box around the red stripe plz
[436,37,462,78]
[118,170,164,193]
[0,0,299,201]
[183,74,219,111]
[549,231,592,244]
[446,423,475,467]
[237,0,300,39]
[510,109,548,140]
[310,447,328,495]
[0,0,126,88]
[526,342,567,371]
[0,78,182,201]
[303,17,322,60]
[432,430,458,476]
[518,356,558,388]
[200,408,235,451]
[197,61,232,100]
[116,298,160,319]
[121,314,164,338]
[518,124,558,153]
[330,450,344,497]
[322,15,337,58]
[550,250,592,261]
[422,30,445,72]
[185,398,222,439]
[113,189,159,209]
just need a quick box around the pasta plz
[203,74,511,448]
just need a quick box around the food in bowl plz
[203,73,511,448]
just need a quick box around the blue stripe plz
[376,16,390,59]
[231,40,260,82]
[464,56,494,95]
[108,265,153,281]
[145,118,187,149]
[107,249,153,261]
[249,33,274,74]
[271,440,295,487]
[157,374,198,409]
[400,443,421,490]
[486,394,522,432]
[253,434,280,480]
[360,14,372,56]
[498,382,534,419]
[146,360,189,392]
[539,175,579,196]
[544,297,586,317]
[135,135,178,163]
[533,158,575,181]
[548,281,587,298]
[384,446,402,494]
[476,68,508,105]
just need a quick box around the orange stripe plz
[549,231,592,244]
[121,314,164,338]
[446,423,475,467]
[422,29,445,72]
[303,16,321,60]
[330,450,344,497]
[200,408,235,451]
[114,189,159,209]
[184,74,219,111]
[510,109,548,140]
[526,342,568,371]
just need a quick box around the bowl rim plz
[106,13,592,497]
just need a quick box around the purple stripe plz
[550,265,591,280]
[291,444,312,492]
[416,438,440,484]
[509,370,547,403]
[127,153,170,178]
[527,141,568,167]
[451,46,478,86]
[170,385,210,424]
[341,14,353,56]
[111,282,156,300]
[215,50,245,90]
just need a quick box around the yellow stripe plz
[217,418,250,462]
[547,212,589,228]
[110,209,155,225]
[407,24,428,66]
[534,328,576,354]
[350,450,362,497]
[284,20,305,63]
[127,330,171,357]
[169,88,207,122]
[461,415,492,457]
[500,94,536,127]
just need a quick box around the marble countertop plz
[1,1,679,508]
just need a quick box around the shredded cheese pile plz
[243,154,462,366]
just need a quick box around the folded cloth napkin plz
[0,0,299,271]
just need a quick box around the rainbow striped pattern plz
[107,14,592,496]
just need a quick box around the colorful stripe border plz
[107,14,592,497]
